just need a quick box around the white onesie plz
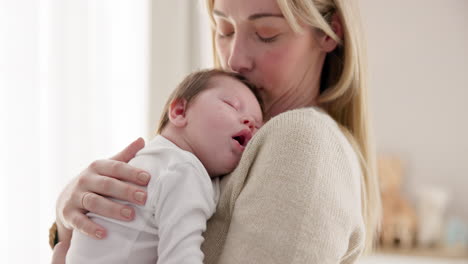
[66,135,220,264]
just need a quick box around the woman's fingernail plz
[95,230,104,239]
[134,191,146,203]
[137,172,150,184]
[121,208,133,218]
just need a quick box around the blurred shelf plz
[360,254,468,264]
[377,247,468,260]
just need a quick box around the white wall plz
[0,0,151,262]
[0,0,41,260]
[149,0,213,136]
[360,0,468,219]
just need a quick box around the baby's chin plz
[209,158,240,178]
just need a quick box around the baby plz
[66,69,263,263]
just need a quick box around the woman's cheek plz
[261,46,287,69]
[258,49,285,88]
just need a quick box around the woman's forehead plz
[213,0,282,19]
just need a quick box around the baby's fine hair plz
[157,69,263,134]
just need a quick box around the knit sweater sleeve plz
[216,108,365,264]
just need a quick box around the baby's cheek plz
[206,108,231,131]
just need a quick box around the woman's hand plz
[56,137,150,241]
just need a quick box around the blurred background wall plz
[1,0,153,262]
[361,0,468,220]
[149,0,213,135]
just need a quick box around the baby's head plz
[158,69,263,177]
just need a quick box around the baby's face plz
[184,75,263,176]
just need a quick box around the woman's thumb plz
[110,137,145,162]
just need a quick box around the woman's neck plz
[263,86,319,121]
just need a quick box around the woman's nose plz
[228,35,253,74]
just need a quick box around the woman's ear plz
[168,98,188,127]
[320,13,343,53]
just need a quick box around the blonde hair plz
[205,0,381,254]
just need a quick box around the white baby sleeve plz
[153,162,216,264]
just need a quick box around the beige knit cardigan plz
[201,107,365,264]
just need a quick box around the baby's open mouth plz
[233,135,247,147]
[232,129,253,147]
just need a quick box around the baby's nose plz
[243,117,254,130]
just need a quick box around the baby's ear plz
[168,98,188,127]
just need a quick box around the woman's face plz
[213,0,328,119]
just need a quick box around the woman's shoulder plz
[259,107,349,147]
[251,107,361,176]
[264,107,339,132]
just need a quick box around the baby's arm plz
[153,163,217,264]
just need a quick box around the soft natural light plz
[2,0,468,263]
[2,0,151,262]
[2,0,214,262]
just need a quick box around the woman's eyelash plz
[217,30,278,43]
[257,34,278,43]
[218,32,234,38]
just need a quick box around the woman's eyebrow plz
[213,9,284,20]
[248,13,284,20]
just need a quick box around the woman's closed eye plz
[217,31,279,43]
[256,33,279,43]
[256,27,281,43]
[216,23,234,38]
[218,30,234,38]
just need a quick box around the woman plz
[52,0,381,262]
